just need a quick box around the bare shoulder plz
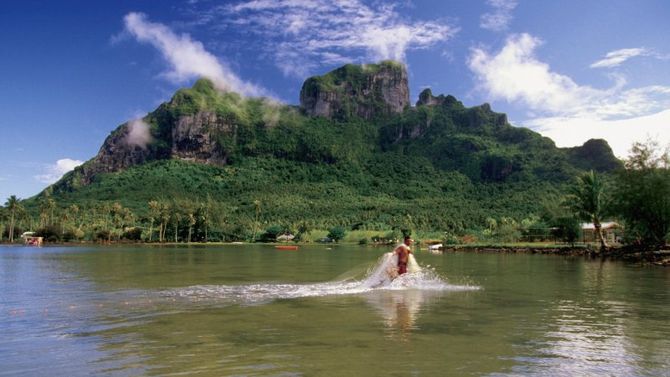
[395,244,410,252]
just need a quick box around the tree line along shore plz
[2,141,668,262]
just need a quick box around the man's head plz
[404,236,413,246]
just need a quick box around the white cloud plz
[468,34,597,115]
[124,119,153,148]
[468,33,670,119]
[35,158,84,184]
[590,48,649,68]
[209,0,456,77]
[480,0,517,32]
[468,33,670,157]
[123,12,267,96]
[524,109,670,158]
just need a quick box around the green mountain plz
[40,61,621,234]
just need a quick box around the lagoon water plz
[1,244,669,376]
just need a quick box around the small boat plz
[275,245,299,251]
[427,243,443,253]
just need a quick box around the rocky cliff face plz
[416,88,460,107]
[171,112,230,164]
[77,122,159,184]
[381,88,511,148]
[300,60,409,121]
[415,88,507,129]
[467,103,508,128]
[77,110,233,184]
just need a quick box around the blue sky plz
[2,0,669,203]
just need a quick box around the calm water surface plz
[1,245,669,376]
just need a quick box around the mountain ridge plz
[43,61,621,232]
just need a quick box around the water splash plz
[362,252,423,288]
[166,252,478,305]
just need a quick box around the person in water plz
[394,236,413,275]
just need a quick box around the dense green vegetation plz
[4,70,664,248]
[612,141,670,247]
[26,156,564,239]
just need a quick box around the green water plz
[1,245,669,376]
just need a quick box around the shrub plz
[327,226,346,242]
[35,225,61,242]
[259,225,285,242]
[94,230,111,242]
[122,227,143,241]
[443,231,460,245]
[551,217,581,244]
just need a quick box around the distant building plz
[581,222,623,244]
[276,233,295,242]
[22,232,43,246]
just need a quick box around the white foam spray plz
[166,252,478,305]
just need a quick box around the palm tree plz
[172,210,182,243]
[68,204,80,230]
[5,195,21,243]
[159,204,169,242]
[187,213,196,243]
[154,200,170,243]
[92,202,112,243]
[199,201,209,243]
[47,198,56,226]
[202,194,215,243]
[60,210,70,236]
[38,197,56,228]
[110,202,126,242]
[252,199,261,242]
[0,207,6,242]
[568,170,609,252]
[148,200,160,242]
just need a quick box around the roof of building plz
[581,222,620,230]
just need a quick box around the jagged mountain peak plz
[299,60,409,121]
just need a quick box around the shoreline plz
[439,245,590,255]
[2,241,668,266]
[438,244,670,265]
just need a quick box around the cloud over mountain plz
[469,34,670,119]
[124,119,153,149]
[123,12,267,97]
[203,0,456,78]
[468,33,670,156]
[35,158,84,184]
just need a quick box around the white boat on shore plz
[427,243,442,253]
